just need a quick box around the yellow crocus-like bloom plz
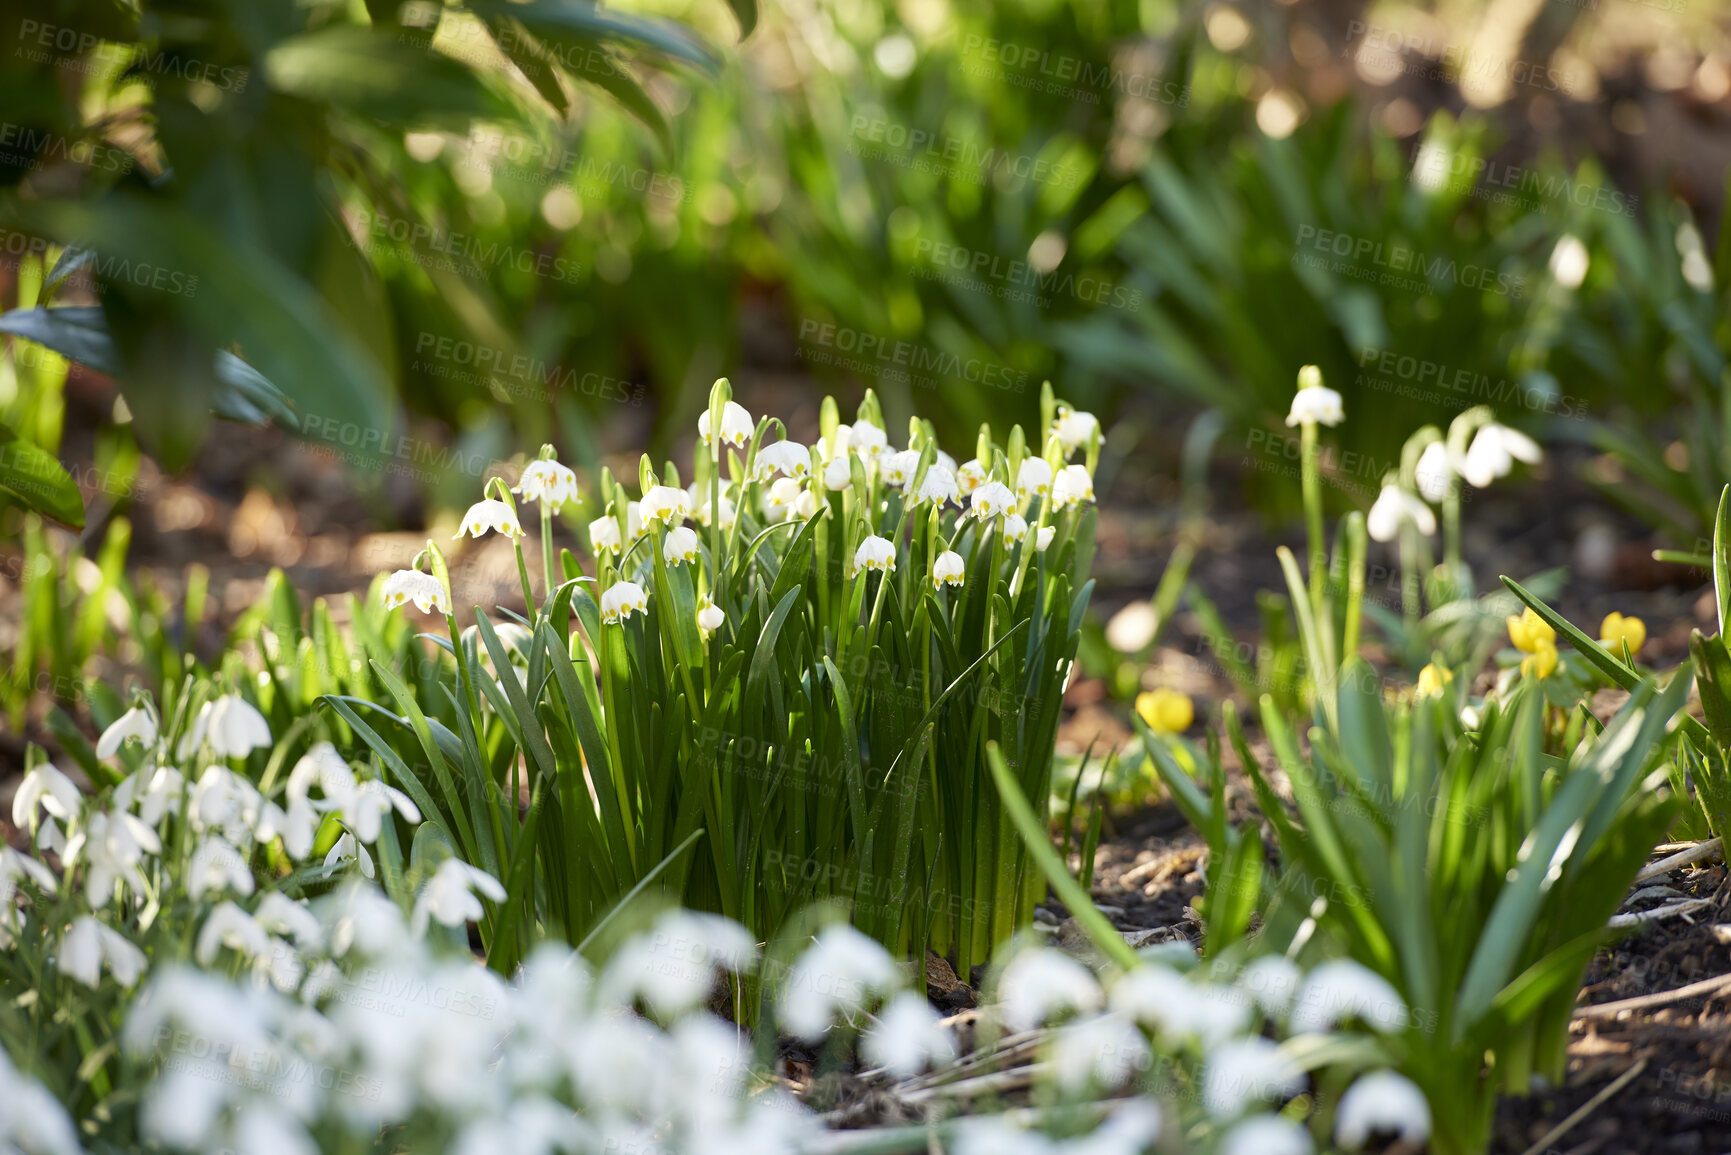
[1507,607,1556,653]
[1521,641,1558,680]
[1599,612,1647,657]
[1136,688,1194,735]
[1415,664,1453,698]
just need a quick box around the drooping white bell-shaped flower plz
[12,763,81,829]
[1415,440,1453,503]
[1055,408,1102,454]
[881,449,920,487]
[179,695,272,760]
[1334,1070,1432,1149]
[1002,513,1029,544]
[908,464,958,508]
[97,706,157,759]
[698,400,754,450]
[588,514,623,555]
[697,595,725,637]
[848,421,888,459]
[1016,457,1053,502]
[453,498,524,540]
[1286,366,1344,427]
[932,551,965,588]
[663,525,700,566]
[60,915,147,988]
[1459,423,1542,488]
[852,535,898,575]
[1050,464,1095,509]
[969,481,1016,520]
[1035,526,1057,552]
[1366,485,1436,542]
[513,458,579,512]
[381,569,449,614]
[823,457,853,492]
[754,439,811,481]
[600,581,649,624]
[413,858,506,932]
[640,485,690,527]
[863,991,957,1078]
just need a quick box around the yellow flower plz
[1507,607,1556,654]
[1598,612,1646,657]
[1521,641,1558,680]
[1415,664,1453,698]
[1136,688,1194,735]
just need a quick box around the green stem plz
[1301,421,1325,615]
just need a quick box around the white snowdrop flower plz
[325,881,410,958]
[970,481,1016,520]
[1056,408,1102,454]
[1235,954,1303,1017]
[1220,1114,1315,1155]
[882,448,921,487]
[234,1102,318,1155]
[114,764,185,828]
[1203,1036,1305,1117]
[1036,526,1056,552]
[0,846,57,905]
[0,1046,82,1155]
[67,809,161,907]
[324,831,374,879]
[767,476,804,518]
[823,456,853,491]
[624,500,646,542]
[413,858,506,932]
[513,457,578,512]
[664,525,700,565]
[932,550,966,588]
[195,900,271,967]
[1460,423,1542,488]
[588,514,623,555]
[1050,463,1095,509]
[852,535,898,576]
[255,892,322,950]
[697,595,725,637]
[863,991,956,1077]
[697,492,738,529]
[1016,456,1053,502]
[849,421,888,459]
[11,763,81,828]
[699,400,754,450]
[1335,1070,1431,1149]
[1286,368,1344,426]
[820,424,853,461]
[454,498,524,540]
[909,463,959,507]
[795,488,821,520]
[600,581,649,624]
[252,798,316,862]
[188,765,265,843]
[780,924,901,1041]
[178,694,272,760]
[97,706,157,758]
[187,836,254,901]
[1291,959,1408,1034]
[1110,966,1249,1045]
[381,569,450,614]
[1549,233,1589,289]
[1050,1011,1149,1092]
[956,458,988,495]
[951,1114,1054,1155]
[998,948,1102,1031]
[287,743,357,813]
[755,439,811,481]
[60,915,147,988]
[600,909,757,1017]
[641,484,690,526]
[1366,485,1436,542]
[344,779,421,843]
[1003,513,1029,544]
[1066,1100,1164,1155]
[1415,440,1453,503]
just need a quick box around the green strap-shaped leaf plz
[0,422,83,527]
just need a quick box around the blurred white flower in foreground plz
[1220,1114,1314,1155]
[187,835,254,900]
[97,706,157,758]
[60,915,147,988]
[0,1045,82,1155]
[1203,1036,1304,1116]
[1336,1070,1431,1148]
[863,992,956,1077]
[601,909,756,1017]
[382,569,450,615]
[1459,423,1542,488]
[1366,485,1436,542]
[1110,965,1248,1045]
[999,948,1102,1030]
[1291,959,1407,1034]
[68,809,162,906]
[1050,1012,1149,1092]
[12,763,81,829]
[848,421,887,459]
[780,924,900,1040]
[454,498,524,540]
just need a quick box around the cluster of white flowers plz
[417,389,1102,642]
[986,944,1432,1154]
